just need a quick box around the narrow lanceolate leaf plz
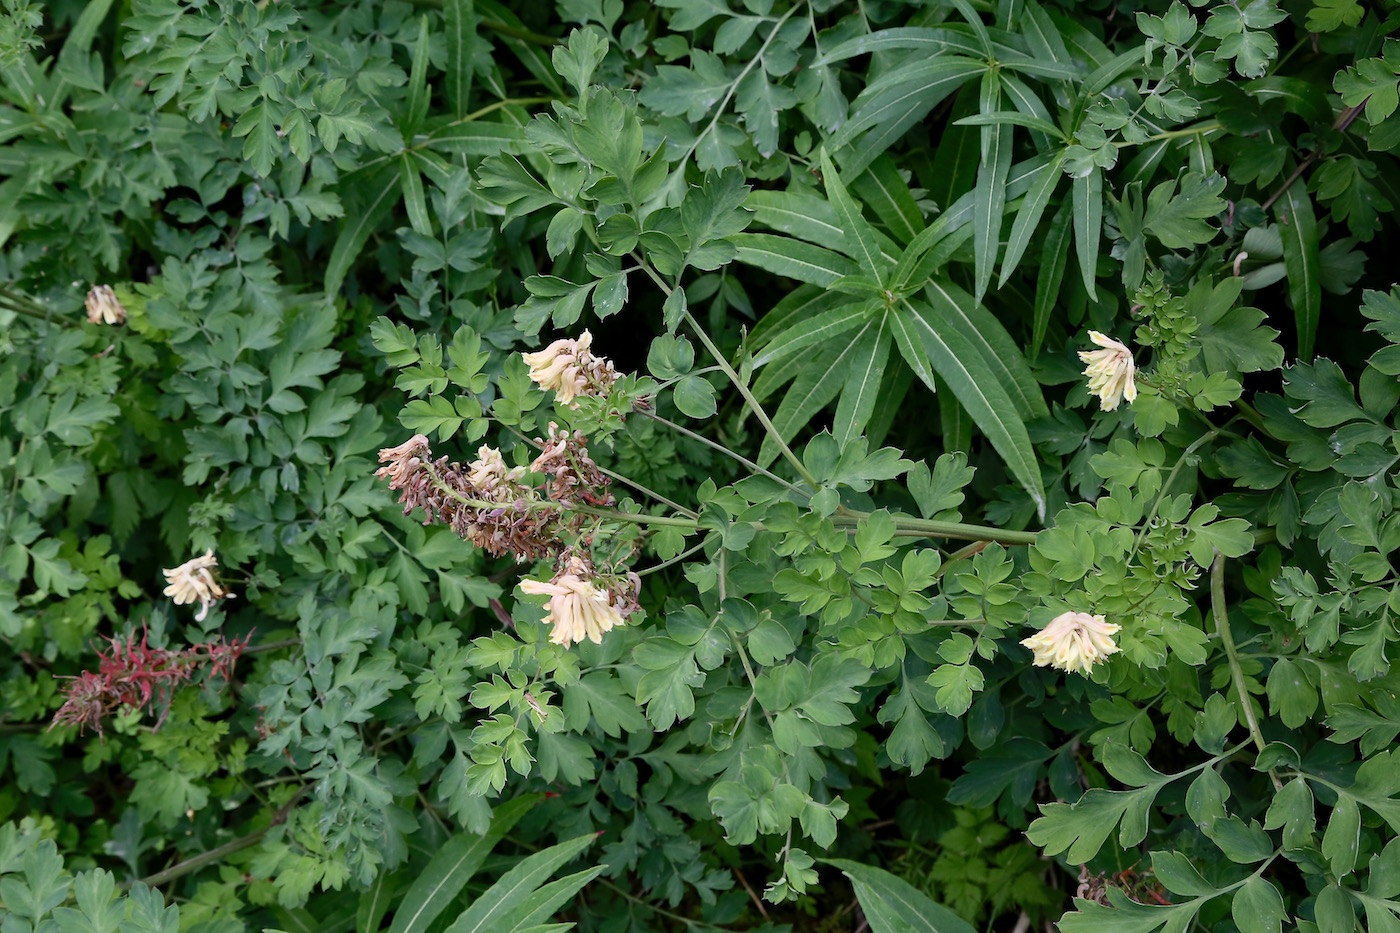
[444,0,477,119]
[753,299,873,367]
[1276,177,1321,361]
[749,286,847,351]
[825,860,977,933]
[833,314,892,449]
[898,152,1057,290]
[444,834,598,933]
[357,873,398,933]
[924,280,1047,418]
[748,190,845,245]
[731,233,861,287]
[937,371,972,453]
[895,299,1046,517]
[814,27,1007,65]
[1000,149,1064,286]
[820,150,889,284]
[759,336,869,467]
[972,69,1011,302]
[1032,198,1073,360]
[850,154,923,245]
[499,867,606,930]
[1072,167,1103,299]
[402,16,432,134]
[401,154,433,236]
[325,165,400,295]
[830,57,984,155]
[427,122,527,156]
[388,795,538,933]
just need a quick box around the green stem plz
[679,1,805,166]
[131,790,305,889]
[844,511,1037,546]
[680,307,819,488]
[641,411,803,494]
[594,463,698,518]
[1131,429,1218,559]
[574,504,697,528]
[0,295,71,327]
[1211,551,1283,792]
[1116,120,1223,147]
[630,254,820,488]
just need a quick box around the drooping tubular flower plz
[519,556,630,648]
[85,285,127,325]
[377,435,431,489]
[466,444,527,498]
[1078,331,1137,411]
[1020,610,1121,676]
[521,330,618,407]
[162,550,233,622]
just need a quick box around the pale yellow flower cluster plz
[85,285,127,325]
[162,550,233,622]
[1020,610,1120,676]
[1079,331,1137,411]
[519,563,625,648]
[467,445,527,496]
[521,330,616,406]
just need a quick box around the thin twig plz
[733,866,770,918]
[1261,100,1367,212]
[640,410,803,494]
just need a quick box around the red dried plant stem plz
[51,628,250,736]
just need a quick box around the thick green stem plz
[131,790,305,889]
[1211,551,1283,792]
[0,294,72,327]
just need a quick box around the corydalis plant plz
[375,431,642,644]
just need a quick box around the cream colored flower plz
[521,330,617,406]
[376,435,431,489]
[162,550,233,622]
[467,445,524,491]
[1078,331,1137,411]
[1020,610,1120,676]
[519,572,624,648]
[522,331,592,405]
[85,285,127,325]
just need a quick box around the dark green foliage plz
[5,0,1400,931]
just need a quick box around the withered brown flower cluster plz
[376,334,648,647]
[51,628,249,736]
[376,431,611,561]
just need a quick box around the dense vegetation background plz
[4,0,1400,930]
